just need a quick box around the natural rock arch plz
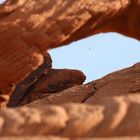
[0,0,140,106]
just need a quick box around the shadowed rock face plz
[12,58,140,107]
[17,68,86,106]
[0,0,140,105]
[7,52,53,107]
[7,52,86,107]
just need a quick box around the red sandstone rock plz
[23,63,140,107]
[0,94,140,137]
[85,63,140,104]
[8,52,52,107]
[26,83,95,107]
[0,137,140,140]
[0,62,140,139]
[18,69,86,106]
[0,0,140,139]
[1,0,140,105]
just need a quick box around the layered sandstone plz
[7,51,86,107]
[16,62,140,107]
[8,52,52,107]
[18,68,86,106]
[0,0,140,139]
[0,94,140,138]
[0,63,139,139]
[1,0,140,105]
[1,137,140,140]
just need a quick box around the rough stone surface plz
[85,62,140,104]
[0,0,140,139]
[26,83,95,107]
[8,52,52,107]
[18,69,86,106]
[22,63,140,107]
[0,94,140,137]
[1,0,140,105]
[0,137,140,140]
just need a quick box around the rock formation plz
[0,60,139,139]
[12,62,140,107]
[8,52,52,107]
[0,0,140,106]
[0,94,140,138]
[7,51,86,107]
[0,0,140,139]
[17,68,86,106]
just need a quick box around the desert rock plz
[85,63,140,104]
[0,137,140,140]
[0,94,140,137]
[24,63,140,107]
[8,52,52,107]
[0,0,140,104]
[18,69,86,106]
[26,83,95,107]
[0,0,140,139]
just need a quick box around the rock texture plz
[8,52,52,107]
[26,83,95,107]
[18,62,140,107]
[1,137,140,140]
[0,0,140,139]
[18,69,86,106]
[0,94,140,138]
[1,0,140,105]
[7,51,86,107]
[86,62,140,104]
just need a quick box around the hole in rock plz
[49,33,140,83]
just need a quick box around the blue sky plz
[49,33,140,82]
[0,0,4,4]
[1,0,140,82]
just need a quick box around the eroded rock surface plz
[26,83,95,107]
[20,63,140,107]
[0,94,140,138]
[1,61,138,140]
[0,137,140,140]
[85,62,140,104]
[18,69,86,106]
[0,0,140,139]
[0,62,140,139]
[8,52,52,107]
[1,0,140,105]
